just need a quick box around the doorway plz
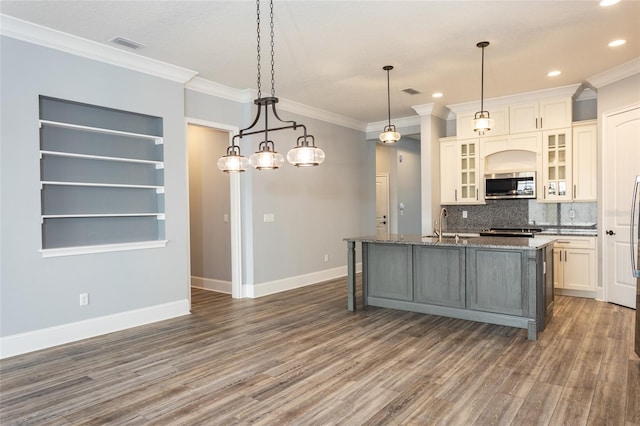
[186,119,242,298]
[602,105,640,308]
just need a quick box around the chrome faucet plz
[434,207,448,242]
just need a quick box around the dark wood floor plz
[1,277,639,425]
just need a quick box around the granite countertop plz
[538,228,597,237]
[344,233,557,250]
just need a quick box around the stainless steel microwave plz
[485,171,536,200]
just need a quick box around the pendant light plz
[472,41,494,135]
[379,65,401,144]
[217,0,324,172]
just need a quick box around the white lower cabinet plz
[553,237,596,293]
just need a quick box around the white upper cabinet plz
[509,98,572,134]
[456,107,509,139]
[439,137,484,205]
[572,121,597,202]
[540,128,572,202]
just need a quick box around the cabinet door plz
[540,98,572,130]
[440,139,458,204]
[459,140,481,203]
[467,248,527,316]
[510,102,539,134]
[553,248,563,289]
[562,248,596,291]
[413,246,465,308]
[572,122,597,201]
[366,243,413,301]
[541,128,572,202]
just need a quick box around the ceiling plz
[1,1,639,125]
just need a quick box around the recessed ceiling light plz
[599,0,620,6]
[608,39,627,47]
[432,92,443,98]
[547,70,561,77]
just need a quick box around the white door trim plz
[185,117,243,299]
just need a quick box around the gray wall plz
[186,91,375,286]
[1,36,376,342]
[247,112,374,283]
[188,125,231,282]
[0,37,190,336]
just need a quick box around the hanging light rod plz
[379,65,401,144]
[217,0,324,173]
[472,41,494,135]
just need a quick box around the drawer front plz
[553,236,596,249]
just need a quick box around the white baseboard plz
[191,276,231,294]
[244,263,362,298]
[0,299,190,359]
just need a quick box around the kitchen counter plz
[345,233,556,250]
[345,233,555,340]
[539,228,597,237]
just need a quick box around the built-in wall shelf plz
[39,96,165,255]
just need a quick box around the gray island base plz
[345,234,556,340]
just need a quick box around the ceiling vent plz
[402,88,421,95]
[109,36,145,50]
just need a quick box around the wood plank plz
[0,282,637,425]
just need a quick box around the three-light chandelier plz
[217,0,325,173]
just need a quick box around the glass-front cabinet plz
[459,141,479,202]
[541,128,572,202]
[439,138,483,205]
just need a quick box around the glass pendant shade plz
[287,136,325,167]
[249,141,284,170]
[379,125,401,144]
[217,145,249,173]
[472,111,494,135]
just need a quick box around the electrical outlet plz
[263,213,275,223]
[79,293,89,306]
[462,211,468,219]
[324,254,329,262]
[569,209,576,219]
[223,214,229,223]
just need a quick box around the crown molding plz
[185,77,253,103]
[447,83,582,114]
[587,57,640,89]
[0,14,198,84]
[365,115,421,134]
[185,76,366,131]
[411,103,450,120]
[277,98,366,132]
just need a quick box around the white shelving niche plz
[39,96,167,257]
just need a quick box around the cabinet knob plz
[606,230,615,235]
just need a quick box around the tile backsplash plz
[443,200,597,231]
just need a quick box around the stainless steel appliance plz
[480,227,542,238]
[631,175,640,356]
[485,171,536,200]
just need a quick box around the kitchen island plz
[345,234,556,340]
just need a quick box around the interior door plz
[376,174,390,234]
[603,106,640,308]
